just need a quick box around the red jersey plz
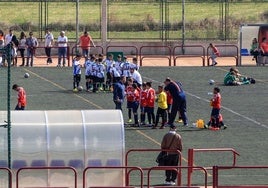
[140,89,148,107]
[17,87,27,107]
[211,92,221,109]
[133,89,140,102]
[146,87,155,107]
[166,91,173,105]
[126,85,134,102]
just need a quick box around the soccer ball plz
[24,73,30,78]
[209,79,215,85]
[78,86,83,91]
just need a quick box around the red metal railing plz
[71,45,104,59]
[125,148,182,186]
[206,44,239,66]
[173,45,206,66]
[16,166,77,188]
[83,166,143,188]
[0,167,13,188]
[213,166,268,188]
[147,166,208,188]
[106,45,138,57]
[30,46,71,66]
[139,45,172,66]
[188,148,240,187]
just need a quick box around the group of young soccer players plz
[73,53,226,129]
[72,53,139,92]
[124,78,177,128]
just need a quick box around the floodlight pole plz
[76,0,79,54]
[182,0,185,54]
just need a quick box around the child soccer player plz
[131,83,140,126]
[209,43,220,66]
[205,87,227,129]
[84,54,95,92]
[152,85,167,129]
[73,54,82,92]
[139,82,148,126]
[126,78,134,123]
[145,81,156,126]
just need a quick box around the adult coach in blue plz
[164,77,188,127]
[113,76,126,110]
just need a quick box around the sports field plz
[0,65,268,186]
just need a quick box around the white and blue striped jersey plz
[84,59,94,76]
[121,61,131,77]
[73,60,81,75]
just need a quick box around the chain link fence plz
[0,0,268,41]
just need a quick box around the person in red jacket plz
[12,84,27,110]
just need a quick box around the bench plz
[241,48,250,56]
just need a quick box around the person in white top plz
[57,31,68,67]
[18,31,27,66]
[130,67,142,87]
[4,29,13,46]
[45,28,54,64]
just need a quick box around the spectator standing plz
[260,37,268,65]
[209,43,220,66]
[4,29,13,46]
[25,31,38,67]
[57,31,68,67]
[250,38,259,64]
[164,77,188,127]
[12,84,27,110]
[18,31,27,66]
[3,29,19,66]
[160,125,182,185]
[0,30,4,66]
[79,31,95,58]
[0,30,4,48]
[45,28,54,64]
[113,76,126,111]
[152,85,168,129]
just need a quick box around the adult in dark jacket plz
[164,77,188,127]
[113,76,126,110]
